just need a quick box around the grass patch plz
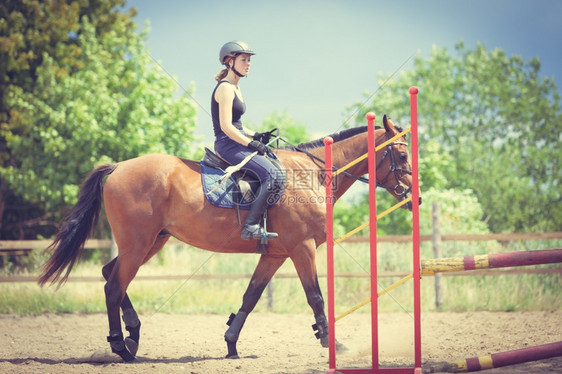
[0,239,560,315]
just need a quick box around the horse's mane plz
[282,126,370,151]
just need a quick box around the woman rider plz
[211,41,283,241]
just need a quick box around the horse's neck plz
[299,129,385,199]
[329,129,385,199]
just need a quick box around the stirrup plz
[241,224,278,240]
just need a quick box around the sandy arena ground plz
[1,311,561,373]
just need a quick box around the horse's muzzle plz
[403,196,422,211]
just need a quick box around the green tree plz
[0,0,137,238]
[346,42,561,233]
[0,1,197,239]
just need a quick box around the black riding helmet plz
[219,40,255,77]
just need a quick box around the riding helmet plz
[219,41,255,65]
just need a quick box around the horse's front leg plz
[225,254,286,359]
[291,239,347,352]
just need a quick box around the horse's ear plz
[383,114,393,132]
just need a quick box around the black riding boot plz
[241,183,278,240]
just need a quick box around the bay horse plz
[38,115,418,362]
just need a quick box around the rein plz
[276,137,369,184]
[277,134,411,191]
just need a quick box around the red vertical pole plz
[324,136,336,372]
[366,112,378,370]
[409,86,422,372]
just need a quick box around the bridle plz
[278,131,412,196]
[375,136,412,197]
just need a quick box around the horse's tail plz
[38,163,117,288]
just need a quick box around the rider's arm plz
[242,126,255,137]
[215,84,252,146]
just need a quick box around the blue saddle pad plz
[201,163,286,210]
[200,163,248,209]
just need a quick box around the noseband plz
[375,136,412,196]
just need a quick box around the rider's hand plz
[252,129,275,145]
[247,140,268,155]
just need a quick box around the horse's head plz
[376,115,421,210]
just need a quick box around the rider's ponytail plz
[215,68,229,82]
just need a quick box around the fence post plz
[267,278,274,311]
[432,202,442,308]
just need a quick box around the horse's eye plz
[399,153,408,162]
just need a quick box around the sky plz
[130,0,562,144]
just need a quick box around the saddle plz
[200,147,285,221]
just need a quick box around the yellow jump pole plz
[333,127,411,177]
[334,197,412,245]
[335,273,414,322]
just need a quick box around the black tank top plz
[211,81,246,138]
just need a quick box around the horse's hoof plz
[320,338,348,353]
[225,340,239,359]
[121,352,137,363]
[125,337,139,356]
[113,347,137,362]
[336,340,349,353]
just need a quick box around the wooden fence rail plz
[1,232,561,286]
[0,239,112,256]
[339,231,562,243]
[1,267,560,284]
[1,232,561,255]
[1,229,560,313]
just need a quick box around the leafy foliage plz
[344,43,561,233]
[4,19,196,209]
[0,1,197,240]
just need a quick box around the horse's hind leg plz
[102,235,169,359]
[102,258,141,356]
[104,253,143,362]
[225,254,286,359]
